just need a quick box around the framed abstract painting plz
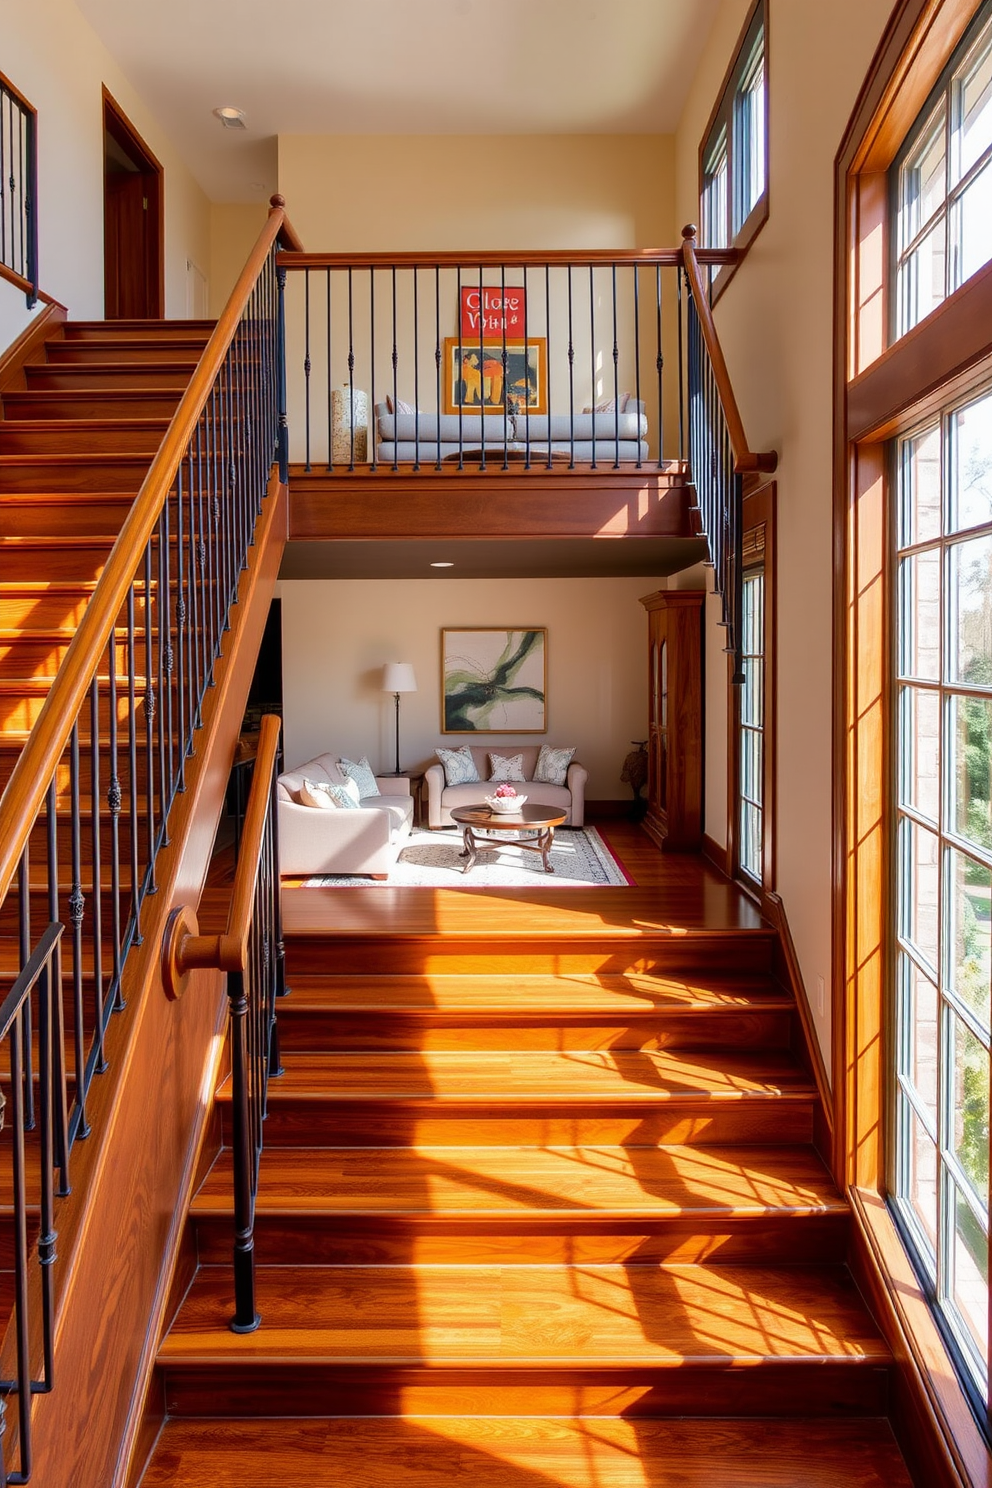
[443,338,547,416]
[441,628,547,733]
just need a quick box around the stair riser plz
[159,1362,894,1420]
[0,459,148,492]
[0,425,167,456]
[0,546,114,582]
[0,635,137,675]
[193,1212,849,1267]
[63,322,213,342]
[235,1101,817,1147]
[3,393,183,420]
[0,689,143,731]
[45,341,212,364]
[0,498,134,538]
[285,939,778,978]
[275,1009,794,1053]
[0,746,155,799]
[24,366,197,391]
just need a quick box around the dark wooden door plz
[103,89,163,320]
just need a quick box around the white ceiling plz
[77,0,723,201]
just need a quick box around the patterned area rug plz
[302,825,633,888]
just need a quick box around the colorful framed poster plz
[441,628,547,733]
[444,338,546,416]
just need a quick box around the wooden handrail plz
[0,197,302,911]
[278,246,740,271]
[162,713,281,997]
[680,225,777,477]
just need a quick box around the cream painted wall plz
[0,0,210,325]
[278,576,672,799]
[674,0,896,1066]
[209,201,268,317]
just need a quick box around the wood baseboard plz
[702,832,730,876]
[761,889,834,1163]
[585,799,634,821]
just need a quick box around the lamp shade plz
[382,662,417,693]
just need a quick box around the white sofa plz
[424,745,587,830]
[277,752,414,877]
[374,403,649,464]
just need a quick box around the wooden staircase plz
[140,868,917,1486]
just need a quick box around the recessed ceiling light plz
[430,561,454,568]
[213,106,247,130]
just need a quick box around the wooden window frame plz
[698,0,769,304]
[837,1,992,1478]
[727,479,776,898]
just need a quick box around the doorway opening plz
[103,88,163,319]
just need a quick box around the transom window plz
[892,383,992,1407]
[700,0,767,262]
[894,0,992,336]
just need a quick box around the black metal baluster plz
[477,265,486,472]
[390,264,399,473]
[369,267,376,473]
[45,781,69,1192]
[544,265,551,469]
[347,267,356,472]
[611,264,620,469]
[90,673,106,1071]
[304,268,312,472]
[68,723,89,1139]
[434,265,442,471]
[16,850,32,1131]
[125,586,142,946]
[567,266,575,469]
[522,265,531,468]
[325,268,333,472]
[143,541,157,891]
[676,264,684,466]
[412,267,420,471]
[633,266,643,469]
[276,263,288,483]
[8,991,33,1480]
[160,496,176,817]
[500,263,508,469]
[589,264,597,470]
[107,621,124,1013]
[456,267,464,468]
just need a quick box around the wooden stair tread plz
[281,971,790,1015]
[159,1261,888,1365]
[141,1416,914,1487]
[228,1049,814,1102]
[193,1143,844,1217]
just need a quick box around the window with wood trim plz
[894,0,992,338]
[892,384,992,1408]
[738,539,765,883]
[700,0,768,269]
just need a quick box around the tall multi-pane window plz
[892,385,992,1405]
[738,566,765,882]
[895,1,992,336]
[699,0,768,280]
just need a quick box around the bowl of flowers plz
[484,783,527,814]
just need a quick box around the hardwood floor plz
[141,823,917,1486]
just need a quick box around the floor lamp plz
[382,662,417,774]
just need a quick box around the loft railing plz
[0,195,301,1478]
[278,246,740,475]
[680,225,777,680]
[162,712,287,1333]
[0,72,37,309]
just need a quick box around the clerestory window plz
[894,0,992,337]
[699,0,767,295]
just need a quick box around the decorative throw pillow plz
[299,778,337,810]
[385,394,417,415]
[339,756,380,798]
[436,746,480,787]
[533,744,575,787]
[488,752,526,782]
[582,392,631,414]
[326,779,362,809]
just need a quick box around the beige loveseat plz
[424,745,587,829]
[276,752,414,877]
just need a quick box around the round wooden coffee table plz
[450,803,569,873]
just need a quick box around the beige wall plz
[278,575,673,798]
[209,201,269,317]
[0,0,211,332]
[674,0,896,1065]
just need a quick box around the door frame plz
[102,87,164,319]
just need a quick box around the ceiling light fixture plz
[430,561,454,568]
[213,106,247,130]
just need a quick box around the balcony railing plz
[0,72,38,308]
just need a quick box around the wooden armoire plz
[639,589,704,851]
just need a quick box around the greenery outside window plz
[737,563,765,883]
[894,0,992,338]
[699,0,768,291]
[892,383,992,1410]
